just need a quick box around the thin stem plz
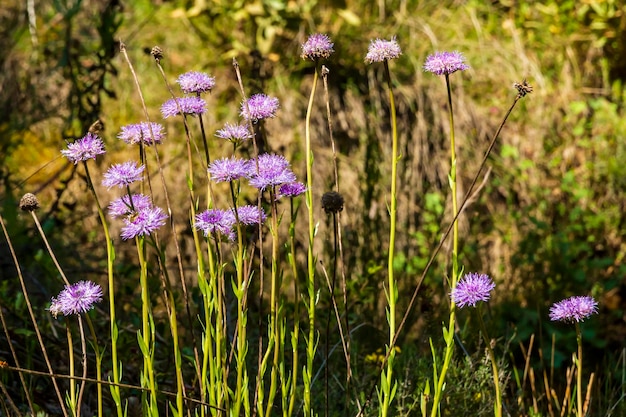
[576,323,583,417]
[67,321,76,417]
[29,211,70,286]
[477,305,502,417]
[76,316,88,417]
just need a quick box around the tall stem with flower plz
[423,50,469,417]
[365,36,402,417]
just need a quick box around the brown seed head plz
[514,79,533,98]
[151,46,163,61]
[19,193,40,212]
[321,191,344,214]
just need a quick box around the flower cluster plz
[215,123,253,144]
[301,33,334,61]
[365,37,402,63]
[161,96,207,118]
[240,94,279,122]
[208,157,252,183]
[118,122,165,145]
[249,153,297,190]
[102,162,145,189]
[108,194,168,240]
[177,71,215,95]
[49,281,103,318]
[61,133,106,164]
[451,273,495,308]
[195,205,266,241]
[549,296,598,323]
[424,51,469,76]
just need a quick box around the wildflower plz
[120,206,168,240]
[49,281,103,318]
[240,94,279,122]
[279,182,307,198]
[117,122,165,145]
[61,133,106,164]
[365,37,402,63]
[194,209,236,241]
[161,96,207,118]
[208,157,252,183]
[549,296,598,323]
[232,205,267,225]
[151,46,163,61]
[248,153,297,190]
[301,33,334,60]
[177,71,215,95]
[423,51,469,76]
[451,272,495,308]
[321,191,344,213]
[215,123,253,143]
[108,194,153,218]
[19,193,40,212]
[102,161,145,189]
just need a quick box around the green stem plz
[576,323,583,417]
[380,58,399,417]
[287,199,300,417]
[477,305,502,417]
[67,322,76,417]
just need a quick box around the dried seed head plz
[151,46,163,61]
[514,79,533,98]
[19,193,40,212]
[321,191,344,213]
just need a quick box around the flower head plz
[108,194,153,218]
[208,157,252,183]
[195,209,236,241]
[49,281,103,318]
[120,206,168,240]
[215,123,253,144]
[248,153,297,190]
[19,193,40,212]
[102,161,145,189]
[161,96,207,118]
[321,191,344,213]
[232,205,267,225]
[279,182,307,198]
[451,272,495,308]
[118,122,165,145]
[177,71,215,94]
[365,37,402,63]
[61,133,106,164]
[240,94,279,122]
[424,51,469,76]
[549,296,598,323]
[301,33,334,60]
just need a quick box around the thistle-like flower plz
[120,206,168,240]
[108,194,153,218]
[301,33,334,61]
[61,133,106,164]
[232,205,267,225]
[161,96,207,118]
[102,161,145,189]
[208,157,252,183]
[240,94,279,122]
[215,122,253,144]
[549,296,598,323]
[451,272,495,308]
[248,153,297,190]
[278,182,307,198]
[194,209,236,241]
[118,122,165,145]
[423,51,469,76]
[365,37,402,64]
[321,191,344,213]
[49,281,103,318]
[177,71,216,95]
[19,193,40,212]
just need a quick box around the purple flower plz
[49,281,103,318]
[240,94,279,122]
[161,96,207,118]
[117,122,165,145]
[549,296,598,323]
[301,33,334,60]
[423,51,469,76]
[451,272,495,308]
[120,206,168,240]
[365,37,402,63]
[194,209,236,241]
[278,182,307,198]
[108,194,153,218]
[248,153,297,190]
[208,157,252,183]
[61,133,106,164]
[102,161,145,189]
[232,205,266,225]
[215,123,253,143]
[177,71,215,94]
